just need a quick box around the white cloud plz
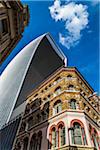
[49,0,89,49]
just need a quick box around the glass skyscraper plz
[0,33,67,130]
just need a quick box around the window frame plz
[53,100,62,115]
[70,120,87,146]
[70,99,77,109]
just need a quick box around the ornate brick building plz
[13,67,100,150]
[0,1,29,64]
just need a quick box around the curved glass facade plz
[0,33,67,129]
[0,34,44,129]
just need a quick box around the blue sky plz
[0,0,99,93]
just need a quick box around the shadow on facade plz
[14,96,51,150]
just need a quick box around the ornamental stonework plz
[12,67,100,150]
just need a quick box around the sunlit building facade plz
[0,0,29,64]
[13,67,100,150]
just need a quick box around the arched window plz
[54,76,61,83]
[54,86,61,96]
[70,99,77,109]
[53,100,62,115]
[51,127,57,148]
[29,134,37,150]
[34,93,38,97]
[67,74,72,79]
[71,122,87,145]
[58,124,65,147]
[23,137,29,150]
[49,122,65,149]
[68,84,74,91]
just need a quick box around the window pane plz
[71,130,74,144]
[53,101,62,115]
[58,103,62,112]
[62,127,66,145]
[59,126,65,146]
[73,123,82,145]
[52,129,56,148]
[70,100,76,109]
[74,136,82,145]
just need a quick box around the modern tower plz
[0,33,67,150]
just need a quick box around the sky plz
[0,0,99,93]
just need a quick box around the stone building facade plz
[13,67,100,150]
[0,1,29,64]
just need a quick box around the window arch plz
[54,86,61,96]
[34,93,38,97]
[55,86,61,91]
[70,99,77,109]
[23,137,29,150]
[67,74,72,79]
[54,76,61,83]
[53,100,62,115]
[49,122,66,149]
[68,84,74,90]
[58,123,65,147]
[29,132,42,150]
[71,120,87,145]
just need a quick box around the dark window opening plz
[0,19,8,35]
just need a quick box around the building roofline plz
[74,67,94,92]
[27,66,94,99]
